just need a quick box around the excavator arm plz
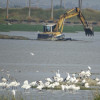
[54,7,94,36]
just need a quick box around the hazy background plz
[0,0,100,10]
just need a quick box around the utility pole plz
[81,0,82,9]
[60,0,62,8]
[79,0,82,10]
[26,0,28,7]
[28,0,31,18]
[36,0,39,8]
[6,0,9,19]
[64,0,65,9]
[51,0,53,20]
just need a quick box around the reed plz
[0,91,24,100]
[93,90,100,100]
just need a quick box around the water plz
[0,31,100,100]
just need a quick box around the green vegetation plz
[0,24,100,32]
[0,8,100,22]
[0,24,42,32]
[0,8,100,32]
[0,8,51,21]
[82,9,100,22]
[63,25,84,32]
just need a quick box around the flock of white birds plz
[0,66,100,97]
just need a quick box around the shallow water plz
[0,31,100,100]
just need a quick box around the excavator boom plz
[54,7,94,36]
[76,8,94,36]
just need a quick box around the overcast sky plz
[0,0,100,10]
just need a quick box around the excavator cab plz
[38,24,65,40]
[38,24,56,40]
[43,24,56,32]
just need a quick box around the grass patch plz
[0,24,100,32]
[0,8,100,21]
[93,26,100,32]
[0,24,43,32]
[0,91,24,100]
[63,25,84,33]
[93,90,100,100]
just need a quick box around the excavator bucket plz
[84,26,94,36]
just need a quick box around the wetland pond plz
[0,31,100,100]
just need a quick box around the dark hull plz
[37,33,65,40]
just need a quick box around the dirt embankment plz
[0,34,30,40]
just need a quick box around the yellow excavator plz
[38,7,94,40]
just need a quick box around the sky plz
[0,0,100,10]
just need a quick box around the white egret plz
[56,70,60,78]
[36,84,44,91]
[21,84,31,92]
[30,52,34,56]
[1,77,7,83]
[12,90,16,98]
[22,80,31,92]
[82,79,86,84]
[97,81,100,85]
[45,78,53,82]
[30,81,37,87]
[66,72,70,81]
[85,83,89,88]
[88,66,91,70]
[95,78,99,82]
[61,85,66,91]
[79,70,86,78]
[44,82,50,87]
[9,81,20,89]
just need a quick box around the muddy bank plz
[0,34,30,40]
